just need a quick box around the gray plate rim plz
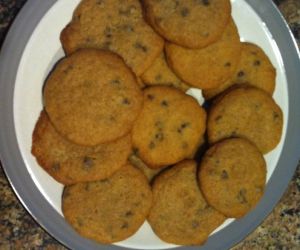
[0,0,300,249]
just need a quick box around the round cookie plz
[131,86,206,168]
[31,111,132,185]
[165,19,241,89]
[62,164,152,244]
[141,52,191,92]
[143,0,231,49]
[207,86,283,154]
[61,0,164,76]
[199,138,267,218]
[148,160,226,245]
[203,42,276,100]
[44,49,143,146]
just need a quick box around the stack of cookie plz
[31,0,283,247]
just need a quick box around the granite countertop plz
[0,0,299,249]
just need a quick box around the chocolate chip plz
[125,211,134,217]
[173,0,180,8]
[224,62,231,67]
[52,163,60,171]
[134,42,148,52]
[63,65,74,74]
[121,222,129,229]
[181,122,190,129]
[109,115,116,122]
[83,156,94,169]
[155,132,164,141]
[147,94,155,100]
[221,170,229,179]
[100,179,109,183]
[133,147,139,155]
[110,79,120,85]
[76,218,84,227]
[237,71,245,77]
[202,0,210,5]
[180,7,190,17]
[161,100,168,107]
[96,0,104,5]
[149,141,155,149]
[215,115,223,122]
[253,60,261,66]
[122,98,130,105]
[254,103,261,110]
[177,122,190,133]
[215,159,220,165]
[231,130,237,137]
[273,111,280,120]
[85,183,90,191]
[237,188,248,204]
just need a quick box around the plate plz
[0,0,300,249]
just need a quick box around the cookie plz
[203,42,276,100]
[62,164,152,244]
[128,153,166,182]
[141,52,190,92]
[207,86,283,154]
[143,0,231,49]
[165,19,241,89]
[132,86,206,167]
[44,49,143,146]
[199,138,267,218]
[31,111,132,185]
[148,160,226,245]
[61,0,164,76]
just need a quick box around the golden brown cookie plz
[44,49,143,146]
[61,0,164,76]
[132,86,206,168]
[165,19,241,89]
[62,164,152,244]
[199,138,267,218]
[203,42,276,99]
[141,52,190,92]
[207,86,283,154]
[31,111,132,185]
[148,160,226,245]
[143,0,231,49]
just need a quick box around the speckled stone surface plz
[0,0,299,249]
